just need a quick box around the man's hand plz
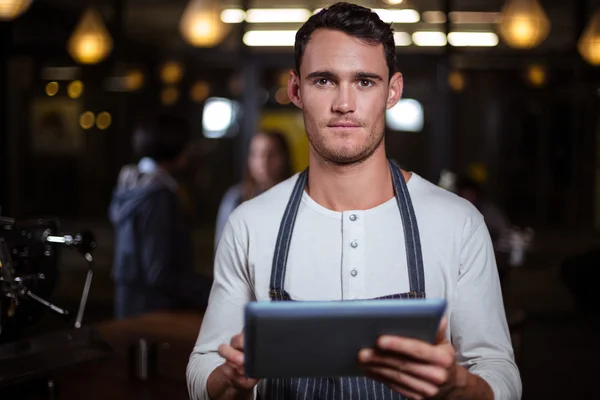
[358,317,458,400]
[207,332,259,399]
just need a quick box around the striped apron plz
[264,160,426,400]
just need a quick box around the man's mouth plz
[328,121,361,128]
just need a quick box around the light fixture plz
[422,11,446,24]
[372,9,420,23]
[45,81,59,97]
[526,64,547,87]
[578,9,600,66]
[190,81,210,103]
[394,32,412,46]
[221,9,245,23]
[386,99,424,132]
[246,8,311,23]
[124,69,144,91]
[450,12,500,24]
[79,111,95,130]
[498,0,550,49]
[0,0,32,21]
[161,87,180,106]
[448,70,466,92]
[67,8,113,65]
[383,0,405,5]
[160,62,184,85]
[447,32,499,47]
[180,0,230,47]
[203,97,237,138]
[221,8,312,23]
[412,31,447,47]
[96,112,112,130]
[67,80,84,99]
[243,30,297,47]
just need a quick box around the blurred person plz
[109,113,212,320]
[455,177,510,246]
[188,3,520,400]
[214,131,292,250]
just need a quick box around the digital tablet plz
[244,298,447,379]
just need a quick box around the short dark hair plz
[132,113,191,162]
[294,2,396,80]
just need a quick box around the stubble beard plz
[306,121,386,167]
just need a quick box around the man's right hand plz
[207,332,259,399]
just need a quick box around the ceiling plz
[29,0,600,57]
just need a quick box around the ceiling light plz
[373,8,420,23]
[180,0,230,47]
[243,30,297,46]
[67,8,113,65]
[412,31,447,46]
[498,0,550,49]
[221,9,245,23]
[221,8,311,23]
[450,12,500,24]
[394,32,412,46]
[448,32,499,47]
[422,11,446,24]
[0,0,32,21]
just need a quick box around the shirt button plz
[350,269,358,277]
[350,240,358,248]
[349,214,357,221]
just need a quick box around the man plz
[109,113,211,319]
[187,3,521,399]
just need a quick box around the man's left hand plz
[358,317,457,400]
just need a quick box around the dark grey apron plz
[264,160,425,400]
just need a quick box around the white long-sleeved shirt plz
[187,172,522,400]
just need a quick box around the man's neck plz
[306,146,403,212]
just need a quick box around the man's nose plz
[332,83,356,114]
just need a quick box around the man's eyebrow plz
[354,72,384,81]
[306,70,338,80]
[305,71,384,81]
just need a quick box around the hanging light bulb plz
[578,10,600,66]
[382,0,405,5]
[67,8,113,65]
[498,0,550,49]
[0,0,33,21]
[180,0,230,47]
[526,64,547,87]
[448,70,466,92]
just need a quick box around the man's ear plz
[386,72,404,110]
[288,70,303,109]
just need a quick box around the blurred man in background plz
[109,113,211,320]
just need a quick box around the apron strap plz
[269,169,308,293]
[269,162,425,294]
[389,161,425,293]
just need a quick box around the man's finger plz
[435,316,448,344]
[218,343,244,366]
[365,366,439,399]
[375,337,454,368]
[230,333,244,350]
[358,349,449,386]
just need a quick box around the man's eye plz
[359,80,373,87]
[316,79,330,86]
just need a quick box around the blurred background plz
[0,0,599,399]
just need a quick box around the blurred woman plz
[214,131,292,251]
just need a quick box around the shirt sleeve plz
[451,216,522,400]
[187,213,255,400]
[214,185,242,254]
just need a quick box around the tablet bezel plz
[244,298,447,379]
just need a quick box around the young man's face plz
[289,28,403,165]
